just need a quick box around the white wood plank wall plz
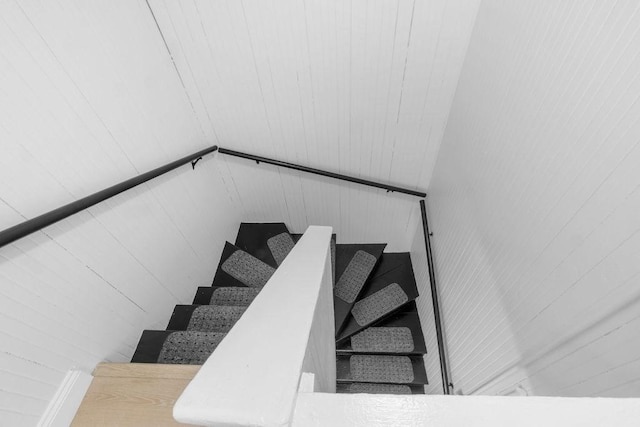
[147,0,481,249]
[428,0,640,397]
[0,0,481,423]
[0,1,241,425]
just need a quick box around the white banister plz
[292,393,640,427]
[173,226,335,427]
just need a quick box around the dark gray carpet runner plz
[350,355,414,383]
[210,287,260,306]
[221,250,275,288]
[349,383,412,394]
[158,331,225,365]
[351,327,414,353]
[334,250,377,303]
[267,232,295,266]
[351,283,408,326]
[187,306,247,332]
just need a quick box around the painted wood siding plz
[429,0,640,397]
[0,1,481,422]
[0,2,240,425]
[147,0,481,250]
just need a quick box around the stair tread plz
[131,330,226,364]
[234,222,292,268]
[337,252,419,342]
[167,304,246,332]
[336,310,427,355]
[336,382,425,395]
[193,286,260,306]
[211,241,275,288]
[336,354,427,385]
[334,243,386,335]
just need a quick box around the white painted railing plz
[171,224,640,427]
[292,394,640,427]
[173,226,335,427]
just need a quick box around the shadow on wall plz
[423,182,528,396]
[425,0,640,399]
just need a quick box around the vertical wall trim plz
[143,0,205,136]
[37,370,93,427]
[144,0,188,90]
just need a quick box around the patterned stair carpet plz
[221,250,275,288]
[350,355,414,384]
[267,232,296,266]
[187,306,247,332]
[210,287,260,306]
[333,244,386,335]
[351,283,409,326]
[350,327,415,353]
[157,331,226,365]
[234,222,292,268]
[130,222,428,396]
[336,252,419,343]
[334,250,378,303]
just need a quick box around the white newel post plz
[301,239,336,394]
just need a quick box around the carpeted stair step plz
[131,330,225,365]
[336,355,427,385]
[336,383,425,395]
[212,242,276,288]
[336,252,419,342]
[336,310,426,355]
[167,305,247,332]
[193,286,260,306]
[334,243,386,335]
[234,222,294,268]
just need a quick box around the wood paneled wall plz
[429,0,640,397]
[147,0,481,249]
[0,0,481,423]
[0,2,240,424]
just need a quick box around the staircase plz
[131,222,428,394]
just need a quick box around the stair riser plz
[167,305,246,333]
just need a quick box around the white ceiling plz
[149,0,481,191]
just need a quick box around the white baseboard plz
[37,369,93,427]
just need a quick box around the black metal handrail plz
[0,145,218,248]
[1,144,450,396]
[420,199,453,394]
[220,147,450,391]
[217,147,426,198]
